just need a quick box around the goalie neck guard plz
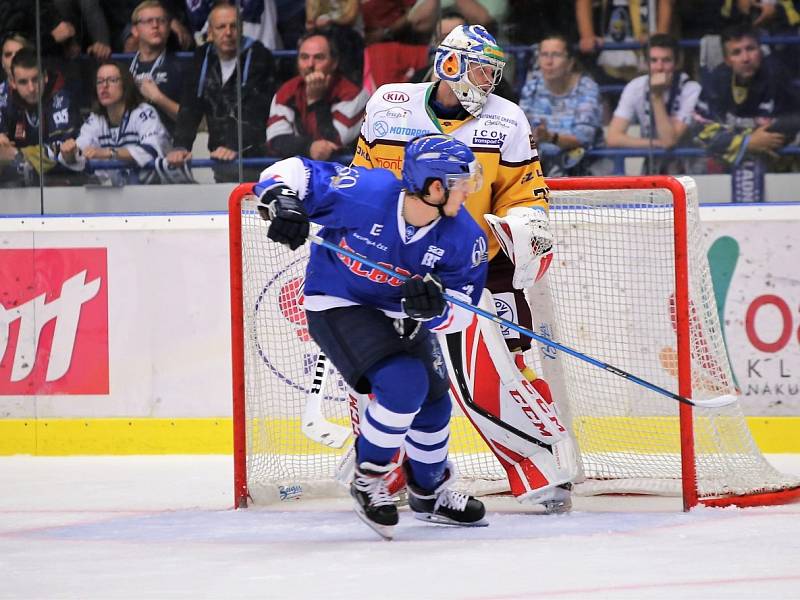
[434,25,506,118]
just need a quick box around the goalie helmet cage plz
[229,176,800,511]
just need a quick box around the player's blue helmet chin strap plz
[402,134,483,215]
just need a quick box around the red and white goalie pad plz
[440,290,577,501]
[484,207,554,289]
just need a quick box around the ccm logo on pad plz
[0,248,109,395]
[382,91,409,103]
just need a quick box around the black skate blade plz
[353,507,395,540]
[412,512,489,527]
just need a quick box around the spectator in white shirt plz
[60,61,170,184]
[606,33,701,173]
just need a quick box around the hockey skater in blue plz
[254,134,490,539]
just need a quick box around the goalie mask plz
[434,25,506,118]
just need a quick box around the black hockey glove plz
[401,273,447,321]
[257,185,309,251]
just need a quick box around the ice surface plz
[2,455,799,599]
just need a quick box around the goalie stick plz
[308,234,737,410]
[301,352,351,448]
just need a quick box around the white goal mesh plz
[537,177,798,501]
[230,176,800,506]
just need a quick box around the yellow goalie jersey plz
[353,82,549,261]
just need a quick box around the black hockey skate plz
[406,463,488,527]
[350,462,399,540]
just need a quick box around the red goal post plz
[229,175,800,510]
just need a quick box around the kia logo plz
[382,91,409,103]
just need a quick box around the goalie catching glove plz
[401,273,447,320]
[256,183,309,251]
[484,207,553,289]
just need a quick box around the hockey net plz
[229,176,800,509]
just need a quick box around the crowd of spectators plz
[1,0,800,189]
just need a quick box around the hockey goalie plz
[343,24,579,512]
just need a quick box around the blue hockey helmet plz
[402,133,483,196]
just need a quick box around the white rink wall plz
[0,203,798,454]
[0,214,232,418]
[700,204,800,414]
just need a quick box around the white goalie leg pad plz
[474,290,569,443]
[440,289,578,499]
[456,391,578,499]
[335,388,370,489]
[335,442,356,490]
[347,388,369,437]
[503,438,578,503]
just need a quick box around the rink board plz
[0,205,798,454]
[1,415,798,455]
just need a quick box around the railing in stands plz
[85,145,800,178]
[587,146,800,175]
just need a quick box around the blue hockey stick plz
[308,233,736,409]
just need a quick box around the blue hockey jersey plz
[255,157,489,333]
